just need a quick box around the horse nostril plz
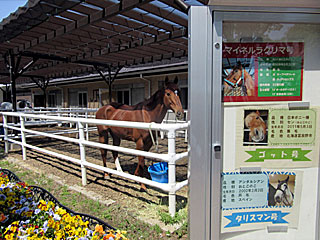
[176,111,183,120]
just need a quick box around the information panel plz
[235,107,319,169]
[222,42,304,102]
[221,171,302,233]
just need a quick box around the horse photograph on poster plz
[268,174,295,207]
[243,109,268,146]
[222,59,255,98]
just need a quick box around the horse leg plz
[98,128,110,179]
[111,135,123,172]
[134,137,153,191]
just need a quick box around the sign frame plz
[188,6,320,240]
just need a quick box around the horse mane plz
[108,81,180,111]
[109,88,164,111]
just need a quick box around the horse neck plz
[140,89,168,123]
[283,189,294,206]
[145,103,168,123]
[244,69,250,79]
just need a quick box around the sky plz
[0,0,28,22]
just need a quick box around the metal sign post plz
[188,6,222,240]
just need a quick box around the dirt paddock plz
[2,126,189,231]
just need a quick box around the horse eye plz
[256,117,259,120]
[166,93,171,96]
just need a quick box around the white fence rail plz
[0,108,99,139]
[1,108,188,141]
[1,111,189,216]
[161,110,188,142]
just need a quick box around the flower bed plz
[0,169,128,240]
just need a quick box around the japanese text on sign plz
[224,211,289,228]
[222,173,268,209]
[245,148,311,162]
[223,42,303,102]
[269,109,316,145]
[224,45,294,56]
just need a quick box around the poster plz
[236,107,319,169]
[221,171,302,233]
[222,42,304,102]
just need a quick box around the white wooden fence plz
[161,110,188,142]
[1,111,189,216]
[1,108,188,141]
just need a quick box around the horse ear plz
[165,76,169,86]
[285,176,290,182]
[174,76,178,84]
[256,110,260,116]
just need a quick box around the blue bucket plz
[148,162,168,183]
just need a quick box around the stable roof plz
[0,0,207,85]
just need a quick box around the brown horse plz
[96,77,184,190]
[244,110,267,142]
[223,62,255,96]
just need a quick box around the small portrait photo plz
[268,174,296,207]
[222,58,255,97]
[243,109,268,146]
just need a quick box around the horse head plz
[163,76,184,120]
[274,176,293,206]
[226,62,243,87]
[244,110,267,142]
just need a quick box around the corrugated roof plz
[0,0,207,84]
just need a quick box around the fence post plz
[184,111,188,143]
[58,113,62,127]
[85,111,89,140]
[78,121,87,186]
[3,115,9,154]
[69,113,72,128]
[167,128,176,217]
[20,116,27,160]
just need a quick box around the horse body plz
[274,176,294,207]
[244,110,267,142]
[96,77,183,190]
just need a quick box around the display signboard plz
[235,107,319,169]
[221,171,302,233]
[188,9,320,239]
[223,42,304,102]
[221,106,319,233]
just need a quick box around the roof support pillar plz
[95,65,122,103]
[3,51,40,111]
[8,50,17,111]
[29,76,49,108]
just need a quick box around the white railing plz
[1,112,189,216]
[161,110,188,142]
[23,108,98,118]
[0,108,98,140]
